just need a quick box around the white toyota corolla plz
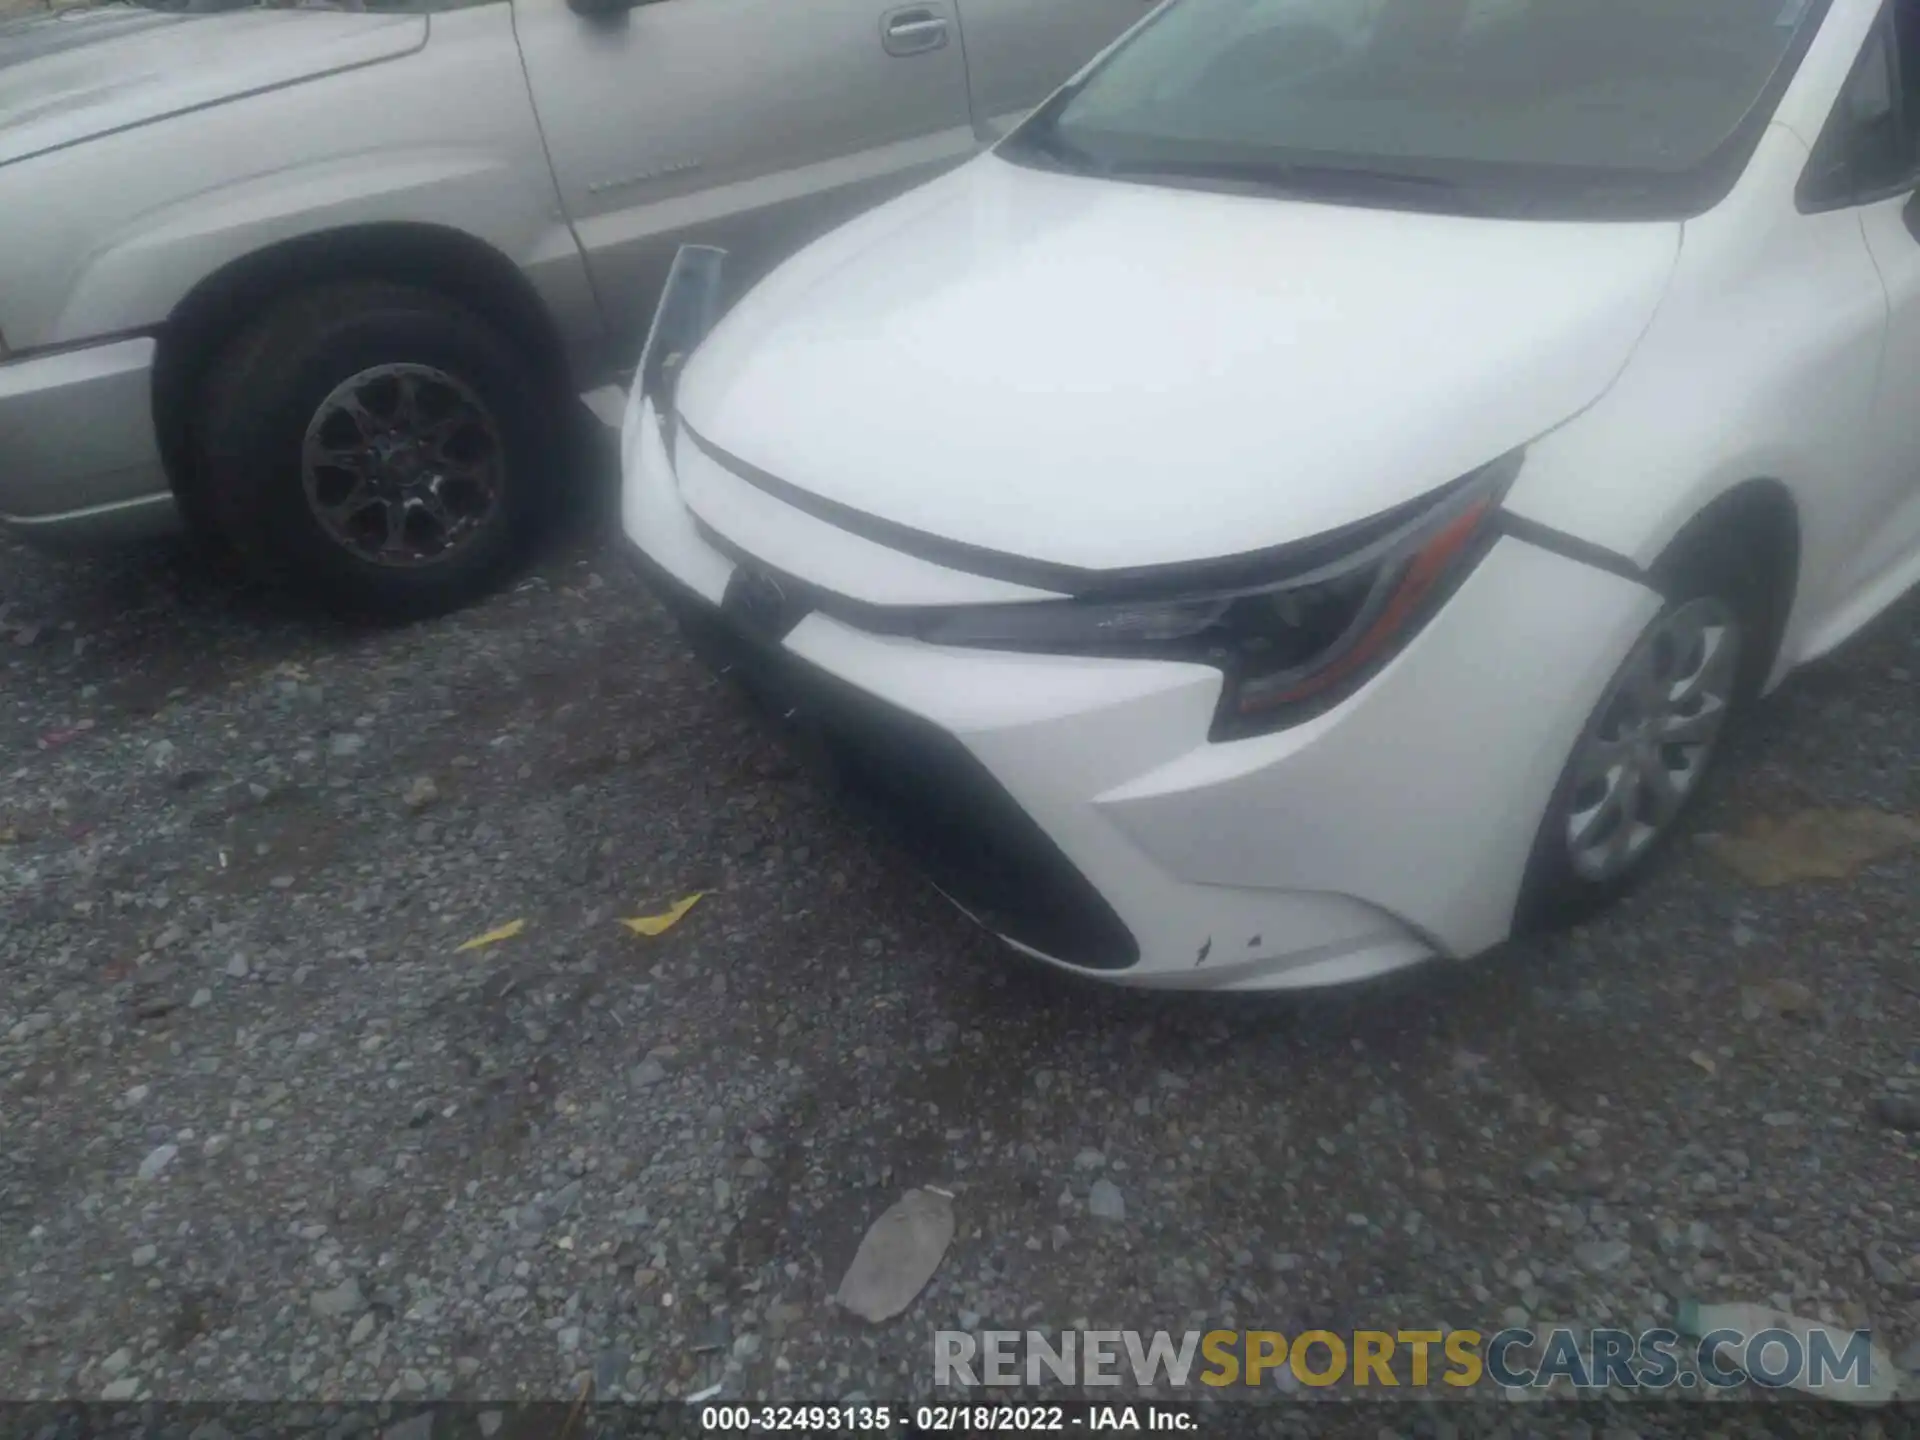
[621,0,1920,991]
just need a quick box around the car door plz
[953,0,1151,139]
[513,0,977,355]
[1805,0,1920,608]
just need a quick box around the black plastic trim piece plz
[676,416,1488,603]
[678,418,1079,592]
[0,326,154,366]
[1497,512,1648,586]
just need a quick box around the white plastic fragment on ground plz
[833,1187,955,1323]
[1677,1299,1899,1405]
[1087,1178,1126,1221]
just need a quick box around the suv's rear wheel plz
[195,281,554,620]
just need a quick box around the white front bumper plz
[621,397,1660,991]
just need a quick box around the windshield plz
[1003,0,1832,218]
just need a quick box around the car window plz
[1004,0,1835,218]
[1848,27,1909,181]
[1800,2,1920,203]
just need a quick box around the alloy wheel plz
[1564,596,1742,883]
[300,363,504,568]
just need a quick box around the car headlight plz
[914,451,1522,740]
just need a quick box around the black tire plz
[1513,536,1774,932]
[195,281,555,621]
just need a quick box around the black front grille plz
[636,553,1140,971]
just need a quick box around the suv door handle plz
[881,5,948,55]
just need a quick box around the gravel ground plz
[2,495,1918,1418]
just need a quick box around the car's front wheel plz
[195,281,554,621]
[1515,542,1766,930]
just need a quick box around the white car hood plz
[678,156,1683,573]
[0,6,425,168]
